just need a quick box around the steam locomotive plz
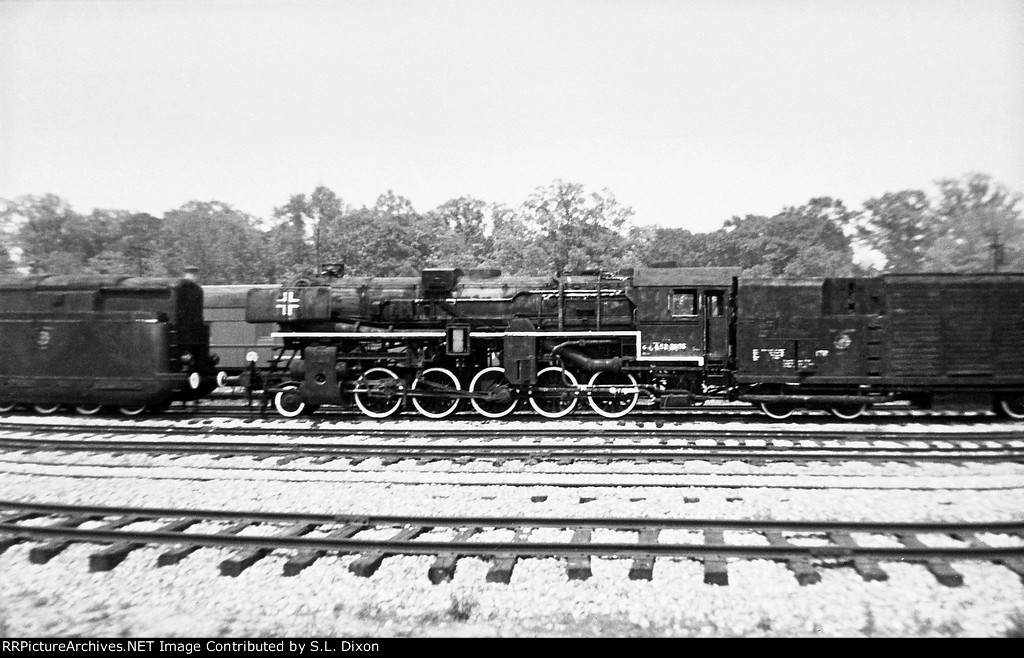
[244,265,1024,420]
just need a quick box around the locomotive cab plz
[632,267,739,366]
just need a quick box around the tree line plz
[0,173,1020,284]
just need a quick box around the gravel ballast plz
[1,420,1023,637]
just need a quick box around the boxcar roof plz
[202,284,277,306]
[883,272,1024,282]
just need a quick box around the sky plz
[1,0,1022,234]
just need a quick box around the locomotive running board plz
[271,329,704,366]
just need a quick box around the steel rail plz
[3,500,1023,534]
[3,523,1022,560]
[1,437,1021,464]
[2,419,1022,443]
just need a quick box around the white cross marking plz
[276,291,301,317]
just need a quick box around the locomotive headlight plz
[189,372,201,389]
[246,351,259,364]
[446,325,471,356]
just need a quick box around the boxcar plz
[733,273,1024,417]
[202,284,281,378]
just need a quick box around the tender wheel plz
[0,402,16,413]
[273,384,306,418]
[74,405,103,416]
[411,368,461,419]
[529,367,579,418]
[996,394,1024,419]
[33,404,60,414]
[829,403,868,420]
[759,401,795,419]
[469,367,519,418]
[587,372,640,418]
[354,367,405,418]
[118,405,147,416]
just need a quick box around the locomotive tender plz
[0,275,222,415]
[245,266,1024,420]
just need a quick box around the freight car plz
[0,275,222,415]
[244,266,1024,420]
[734,273,1024,419]
[202,284,281,378]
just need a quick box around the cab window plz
[670,290,698,317]
[705,292,724,317]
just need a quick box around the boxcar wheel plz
[74,405,103,415]
[273,384,306,418]
[829,404,868,420]
[997,394,1024,420]
[0,402,15,413]
[34,404,60,414]
[759,401,795,419]
[118,405,147,416]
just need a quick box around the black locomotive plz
[0,275,222,415]
[244,265,1024,420]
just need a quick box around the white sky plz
[1,0,1022,233]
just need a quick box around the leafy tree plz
[632,226,720,268]
[270,186,348,280]
[922,173,1024,272]
[855,190,936,273]
[0,240,14,274]
[695,197,859,277]
[484,204,551,275]
[318,191,449,276]
[426,197,493,266]
[2,196,165,275]
[520,180,634,273]
[3,194,83,273]
[854,174,1023,273]
[159,201,273,283]
[0,201,16,274]
[109,212,165,276]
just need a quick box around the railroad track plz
[3,396,1016,423]
[1,500,1021,586]
[2,431,1024,468]
[4,413,1024,439]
